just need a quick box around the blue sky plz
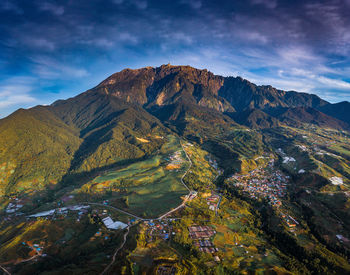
[1,0,350,117]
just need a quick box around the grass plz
[77,135,190,218]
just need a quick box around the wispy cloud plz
[250,0,277,9]
[131,0,147,9]
[0,77,37,112]
[0,0,23,14]
[38,1,65,16]
[30,56,89,79]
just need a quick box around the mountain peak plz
[89,65,330,113]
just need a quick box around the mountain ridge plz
[89,64,331,112]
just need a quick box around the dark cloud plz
[0,0,350,117]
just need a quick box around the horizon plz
[1,0,350,117]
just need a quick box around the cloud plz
[38,1,65,16]
[131,0,147,9]
[81,38,115,48]
[162,32,193,45]
[250,0,277,9]
[189,0,202,9]
[119,32,139,44]
[0,0,23,14]
[180,0,201,9]
[23,37,56,51]
[30,56,89,79]
[0,78,37,109]
[317,76,350,90]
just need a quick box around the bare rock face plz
[91,64,328,114]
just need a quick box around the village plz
[144,219,174,243]
[230,159,289,207]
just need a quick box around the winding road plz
[100,226,130,275]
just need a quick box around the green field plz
[78,135,190,218]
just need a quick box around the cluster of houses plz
[188,225,218,254]
[329,176,343,186]
[208,157,219,170]
[90,229,111,242]
[145,220,174,242]
[206,193,220,211]
[231,163,288,207]
[276,148,297,166]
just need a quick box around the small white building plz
[329,177,343,185]
[102,217,128,230]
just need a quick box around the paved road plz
[157,197,188,220]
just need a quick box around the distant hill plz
[275,107,350,130]
[318,101,350,125]
[219,77,328,112]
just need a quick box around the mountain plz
[94,64,329,112]
[0,64,348,196]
